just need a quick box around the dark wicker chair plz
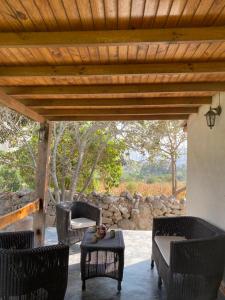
[151,216,225,300]
[56,201,102,246]
[0,231,69,300]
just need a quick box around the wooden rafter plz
[0,88,45,122]
[35,107,198,116]
[5,83,225,99]
[1,62,225,78]
[19,97,211,108]
[47,115,190,121]
[0,27,224,48]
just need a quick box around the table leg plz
[118,281,122,292]
[82,280,86,291]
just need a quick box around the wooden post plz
[34,122,52,247]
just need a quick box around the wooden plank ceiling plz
[0,0,225,122]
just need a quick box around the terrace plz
[45,228,166,300]
[0,0,225,299]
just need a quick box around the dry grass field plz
[98,181,186,199]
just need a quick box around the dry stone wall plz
[0,190,35,216]
[0,190,186,231]
[47,191,186,230]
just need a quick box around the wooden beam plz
[0,27,224,48]
[36,107,198,116]
[47,114,190,121]
[34,122,52,247]
[20,97,211,108]
[0,62,225,78]
[0,88,45,122]
[6,82,225,99]
[0,199,40,230]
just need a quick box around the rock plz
[134,192,143,201]
[117,219,136,230]
[122,213,130,219]
[113,211,122,222]
[109,205,120,213]
[102,217,113,225]
[160,194,168,201]
[151,199,163,210]
[134,199,139,209]
[102,210,113,217]
[118,205,128,215]
[120,191,133,201]
[160,204,167,214]
[91,191,100,197]
[146,196,154,203]
[131,206,152,230]
[103,196,117,204]
[100,203,109,210]
[153,208,164,217]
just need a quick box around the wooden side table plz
[80,229,125,291]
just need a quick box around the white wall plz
[187,92,225,230]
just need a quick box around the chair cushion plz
[155,235,186,265]
[71,217,96,229]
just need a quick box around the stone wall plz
[47,191,186,230]
[0,190,186,231]
[0,190,35,216]
[0,190,35,232]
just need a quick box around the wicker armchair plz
[151,216,225,300]
[56,201,102,246]
[0,231,69,300]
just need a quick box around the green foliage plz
[0,166,22,192]
[98,139,125,191]
[54,124,126,193]
[146,174,172,184]
[0,135,38,190]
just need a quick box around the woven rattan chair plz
[56,201,102,246]
[151,216,225,300]
[0,231,69,300]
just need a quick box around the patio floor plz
[45,228,166,300]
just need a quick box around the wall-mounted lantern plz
[205,105,222,129]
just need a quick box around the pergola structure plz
[0,0,225,245]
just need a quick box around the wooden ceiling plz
[0,0,225,122]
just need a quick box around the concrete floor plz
[46,228,166,300]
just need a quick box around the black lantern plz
[205,105,222,129]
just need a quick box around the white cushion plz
[155,235,186,265]
[71,217,96,229]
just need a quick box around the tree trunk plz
[80,147,103,194]
[51,124,65,204]
[171,154,177,196]
[69,147,85,201]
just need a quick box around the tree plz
[139,121,187,195]
[50,121,125,202]
[0,108,126,201]
[0,165,22,192]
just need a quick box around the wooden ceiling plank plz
[34,107,198,116]
[0,88,45,122]
[4,82,225,99]
[0,27,225,48]
[19,96,212,108]
[47,114,190,121]
[1,61,225,78]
